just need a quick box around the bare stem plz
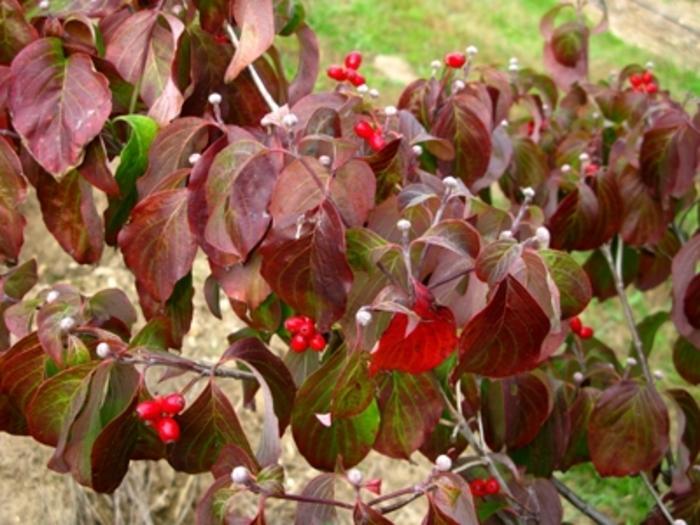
[120,353,256,381]
[224,22,279,112]
[600,242,653,383]
[641,473,675,524]
[552,478,614,525]
[263,491,354,510]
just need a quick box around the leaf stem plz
[263,491,354,510]
[120,352,256,381]
[600,241,653,383]
[641,473,675,524]
[552,477,615,525]
[224,22,280,112]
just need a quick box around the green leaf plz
[673,336,700,385]
[373,371,443,459]
[0,0,37,64]
[291,350,380,471]
[540,249,592,319]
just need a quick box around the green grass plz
[305,0,700,101]
[300,0,700,522]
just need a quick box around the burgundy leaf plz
[588,380,669,476]
[225,0,275,83]
[9,38,111,176]
[0,136,27,263]
[456,275,551,378]
[294,474,338,525]
[288,24,320,105]
[424,472,478,525]
[672,234,700,348]
[0,0,37,64]
[119,189,197,302]
[353,502,394,525]
[673,337,700,386]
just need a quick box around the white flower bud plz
[535,226,550,247]
[282,113,299,128]
[171,4,182,15]
[509,57,519,65]
[369,88,380,98]
[431,59,442,70]
[466,45,478,56]
[347,468,363,485]
[38,0,49,8]
[673,520,687,525]
[435,454,452,471]
[592,112,600,119]
[443,176,458,189]
[46,290,60,303]
[231,466,251,484]
[188,153,201,165]
[356,309,372,326]
[453,80,465,91]
[508,63,520,72]
[59,317,75,331]
[578,152,590,162]
[542,103,549,111]
[561,164,571,173]
[318,155,332,167]
[500,119,509,127]
[653,369,664,380]
[573,371,584,384]
[208,92,222,105]
[522,187,535,199]
[96,342,111,359]
[384,105,397,116]
[626,357,638,367]
[499,230,514,241]
[357,84,369,94]
[645,61,655,70]
[411,144,424,156]
[396,219,411,232]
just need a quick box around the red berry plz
[345,51,363,70]
[646,83,658,94]
[569,316,582,335]
[161,393,185,415]
[327,65,348,82]
[368,133,386,152]
[290,334,308,352]
[347,70,366,87]
[484,478,500,495]
[155,417,180,443]
[629,73,642,87]
[579,326,594,339]
[444,52,466,69]
[642,71,653,84]
[298,319,316,337]
[527,120,535,135]
[284,315,305,333]
[470,479,487,497]
[136,400,162,421]
[584,163,598,176]
[309,333,326,351]
[354,120,375,139]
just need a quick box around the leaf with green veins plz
[373,371,443,459]
[673,336,700,385]
[0,136,27,264]
[540,249,592,319]
[168,380,254,473]
[104,114,158,244]
[291,350,380,471]
[330,349,373,419]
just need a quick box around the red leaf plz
[0,136,27,263]
[9,38,111,176]
[0,0,38,64]
[672,234,700,348]
[369,283,457,376]
[456,275,551,378]
[288,25,320,105]
[225,0,275,83]
[36,168,104,265]
[588,380,669,477]
[119,189,197,302]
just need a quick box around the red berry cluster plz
[327,51,366,87]
[136,393,185,443]
[569,316,594,339]
[354,120,386,152]
[469,477,500,497]
[285,315,326,353]
[629,71,658,94]
[444,51,467,69]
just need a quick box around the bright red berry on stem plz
[326,65,348,81]
[290,334,308,352]
[284,315,305,333]
[136,400,162,421]
[579,326,594,339]
[646,83,658,94]
[155,417,181,443]
[485,478,500,495]
[354,120,375,139]
[569,316,582,334]
[347,70,366,87]
[345,51,363,70]
[629,73,642,87]
[470,479,487,497]
[642,71,653,83]
[584,163,598,176]
[444,52,466,68]
[298,319,315,337]
[161,393,185,415]
[368,133,386,152]
[309,333,326,351]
